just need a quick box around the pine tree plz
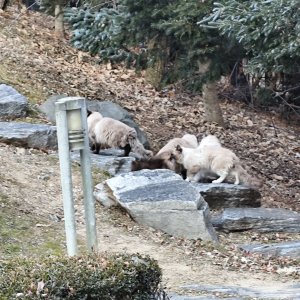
[65,0,241,125]
[118,0,244,91]
[200,0,300,112]
[64,4,130,61]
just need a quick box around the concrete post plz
[55,100,78,256]
[80,101,98,251]
[55,97,97,256]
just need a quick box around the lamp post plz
[55,97,97,256]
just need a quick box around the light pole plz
[55,97,97,256]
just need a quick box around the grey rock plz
[0,122,57,150]
[240,241,300,258]
[212,207,300,233]
[71,148,135,176]
[168,295,235,300]
[39,96,150,148]
[38,94,67,123]
[0,84,28,118]
[94,169,218,242]
[181,283,300,299]
[191,183,261,210]
[94,182,117,207]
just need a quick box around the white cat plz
[173,135,256,186]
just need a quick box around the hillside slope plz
[0,6,300,297]
[0,7,299,211]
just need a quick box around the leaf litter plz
[0,6,300,296]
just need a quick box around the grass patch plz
[0,201,65,258]
[92,166,111,185]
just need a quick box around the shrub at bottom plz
[0,253,165,299]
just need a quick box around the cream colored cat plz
[173,135,256,185]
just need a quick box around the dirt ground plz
[0,6,300,298]
[0,142,299,297]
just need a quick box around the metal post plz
[55,97,98,256]
[55,101,78,256]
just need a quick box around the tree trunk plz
[54,3,65,39]
[145,37,166,91]
[202,81,225,127]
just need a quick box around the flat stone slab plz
[0,84,28,118]
[240,241,300,258]
[212,208,300,233]
[94,169,218,242]
[169,295,239,300]
[191,183,261,210]
[180,283,300,299]
[0,122,57,150]
[71,149,134,176]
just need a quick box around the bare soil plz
[0,6,300,298]
[1,142,300,297]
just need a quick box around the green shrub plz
[0,253,164,299]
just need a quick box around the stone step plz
[191,183,261,210]
[175,283,300,299]
[0,121,57,150]
[240,241,300,258]
[212,207,300,233]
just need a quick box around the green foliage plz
[200,0,300,75]
[253,87,276,107]
[64,6,133,62]
[0,253,163,299]
[65,0,243,90]
[119,0,244,90]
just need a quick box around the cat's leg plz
[192,170,204,182]
[120,144,131,157]
[233,171,240,185]
[229,169,240,185]
[93,143,101,154]
[185,170,195,182]
[212,170,228,183]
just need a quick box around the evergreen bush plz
[0,253,164,299]
[64,0,243,91]
[64,5,132,63]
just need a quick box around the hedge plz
[0,253,166,299]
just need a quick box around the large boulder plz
[38,95,67,123]
[0,122,57,150]
[94,169,218,242]
[212,208,300,233]
[38,96,150,148]
[0,84,28,119]
[191,183,261,210]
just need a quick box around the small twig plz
[271,117,278,137]
[274,84,300,94]
[228,61,239,86]
[273,89,300,120]
[0,0,38,34]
